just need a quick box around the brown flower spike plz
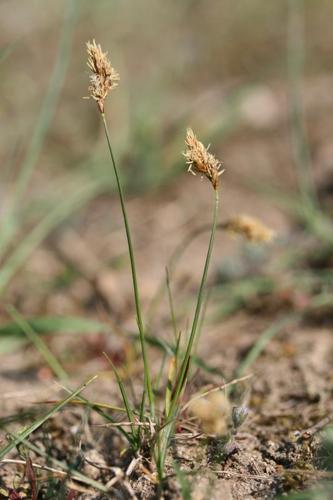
[224,215,275,243]
[86,40,119,113]
[184,128,224,190]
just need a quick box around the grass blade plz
[166,267,178,343]
[157,189,220,479]
[0,314,225,379]
[103,353,136,445]
[6,305,68,381]
[0,180,104,293]
[233,292,333,380]
[3,436,109,493]
[0,0,79,257]
[236,314,299,377]
[287,0,317,209]
[0,375,97,460]
[0,41,18,66]
[168,190,219,417]
[0,315,110,337]
[102,114,155,418]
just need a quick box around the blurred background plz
[0,0,333,386]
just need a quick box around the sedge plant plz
[85,40,272,481]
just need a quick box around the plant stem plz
[169,189,219,414]
[101,113,155,418]
[157,188,219,477]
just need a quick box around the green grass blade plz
[103,353,136,445]
[0,0,79,258]
[0,375,97,460]
[147,221,241,325]
[0,336,26,354]
[5,436,109,493]
[60,389,133,443]
[158,190,220,478]
[166,267,178,343]
[168,190,219,417]
[0,313,225,378]
[0,41,19,66]
[0,314,111,355]
[15,0,78,199]
[165,357,176,417]
[236,291,333,378]
[0,315,110,337]
[101,114,155,418]
[236,314,300,377]
[0,180,104,293]
[6,306,68,381]
[287,0,317,210]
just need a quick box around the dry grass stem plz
[224,215,275,242]
[184,128,224,190]
[86,39,120,113]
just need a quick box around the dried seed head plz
[224,215,275,242]
[190,391,232,436]
[86,40,119,113]
[184,128,224,190]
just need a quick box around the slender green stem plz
[101,113,154,418]
[168,189,219,415]
[157,189,219,478]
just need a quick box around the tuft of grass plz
[82,40,277,484]
[0,33,276,494]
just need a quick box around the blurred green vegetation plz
[2,0,333,188]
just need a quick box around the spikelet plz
[184,128,224,190]
[86,40,120,113]
[224,215,275,243]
